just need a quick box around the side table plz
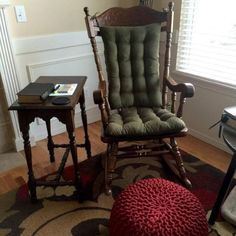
[9,76,91,202]
[208,127,236,225]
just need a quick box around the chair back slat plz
[84,3,174,109]
[162,3,174,108]
[95,6,167,27]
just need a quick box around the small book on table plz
[17,83,55,104]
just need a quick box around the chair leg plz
[105,142,118,195]
[170,138,192,188]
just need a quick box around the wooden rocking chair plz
[84,2,195,194]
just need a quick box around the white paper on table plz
[49,84,77,96]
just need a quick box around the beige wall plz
[154,0,181,31]
[5,0,180,38]
[6,0,137,38]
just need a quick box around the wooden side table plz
[9,76,91,202]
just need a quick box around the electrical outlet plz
[15,5,27,23]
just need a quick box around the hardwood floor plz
[0,121,232,196]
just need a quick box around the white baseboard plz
[188,128,231,154]
[34,105,101,141]
[14,106,101,151]
[74,106,101,128]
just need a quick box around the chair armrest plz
[93,89,104,104]
[166,77,195,98]
[93,89,109,126]
[166,77,195,118]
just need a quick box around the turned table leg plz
[79,90,91,158]
[18,112,37,203]
[45,119,55,162]
[65,110,82,194]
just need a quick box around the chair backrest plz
[84,3,174,109]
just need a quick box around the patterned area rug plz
[0,151,236,236]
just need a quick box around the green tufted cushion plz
[100,23,162,109]
[105,107,186,137]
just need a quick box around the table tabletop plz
[9,76,86,110]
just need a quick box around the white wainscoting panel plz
[12,31,102,150]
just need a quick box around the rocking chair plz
[84,2,195,194]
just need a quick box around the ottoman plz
[110,178,208,236]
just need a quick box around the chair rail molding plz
[0,3,25,151]
[0,0,10,8]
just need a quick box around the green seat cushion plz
[105,107,186,137]
[100,23,162,109]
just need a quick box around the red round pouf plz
[110,178,208,236]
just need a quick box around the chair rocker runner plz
[84,2,195,194]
